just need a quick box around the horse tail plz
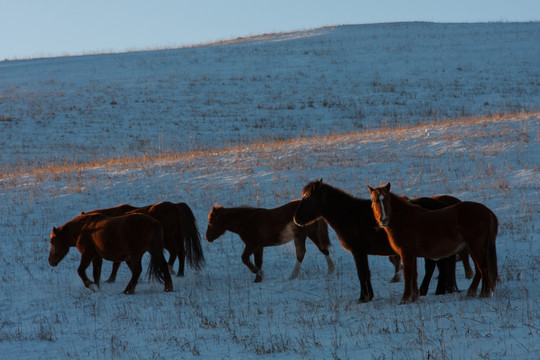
[316,219,331,250]
[486,211,499,291]
[177,203,205,271]
[147,223,169,284]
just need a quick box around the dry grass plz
[2,110,537,183]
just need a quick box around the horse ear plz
[384,182,391,191]
[367,185,374,193]
[80,211,85,215]
[318,178,323,183]
[52,226,58,235]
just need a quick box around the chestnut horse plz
[205,200,334,282]
[293,179,461,303]
[48,213,173,294]
[84,201,204,281]
[367,183,498,303]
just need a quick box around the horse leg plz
[289,237,307,280]
[167,251,176,275]
[467,265,481,297]
[106,262,121,283]
[352,251,373,303]
[123,258,142,294]
[254,248,264,282]
[435,258,448,295]
[158,254,174,292]
[400,253,419,303]
[77,252,95,289]
[176,243,186,277]
[459,248,474,279]
[389,255,401,283]
[307,233,335,275]
[92,257,103,289]
[420,259,436,296]
[241,247,262,282]
[447,255,458,293]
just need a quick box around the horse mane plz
[219,206,255,215]
[391,191,427,210]
[209,204,255,220]
[303,180,369,205]
[323,182,367,203]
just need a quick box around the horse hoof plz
[254,276,263,283]
[105,279,115,284]
[357,296,372,303]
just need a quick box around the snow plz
[0,22,539,359]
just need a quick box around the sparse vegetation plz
[0,22,539,359]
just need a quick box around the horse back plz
[85,203,137,217]
[431,195,461,206]
[85,213,163,261]
[455,201,497,236]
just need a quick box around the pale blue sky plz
[1,0,539,60]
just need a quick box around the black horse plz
[294,179,460,303]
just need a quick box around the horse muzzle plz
[48,255,60,267]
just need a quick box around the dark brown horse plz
[367,183,498,303]
[293,179,462,303]
[84,201,204,281]
[205,200,334,282]
[414,195,476,296]
[48,213,173,294]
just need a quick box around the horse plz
[84,201,204,281]
[413,195,477,295]
[48,213,173,294]
[409,196,461,296]
[293,179,462,303]
[367,182,498,303]
[205,200,335,282]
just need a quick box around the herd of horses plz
[48,179,498,303]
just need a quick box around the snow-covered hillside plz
[0,22,538,166]
[0,23,539,359]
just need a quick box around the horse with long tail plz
[293,179,463,303]
[367,182,498,303]
[48,213,173,294]
[84,201,204,282]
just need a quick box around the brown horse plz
[48,213,173,294]
[293,179,464,303]
[367,183,498,303]
[84,201,204,281]
[415,195,475,295]
[205,200,334,282]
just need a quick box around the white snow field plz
[0,22,539,359]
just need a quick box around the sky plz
[1,0,539,60]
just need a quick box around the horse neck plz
[387,192,422,229]
[321,186,372,229]
[217,208,253,234]
[62,217,88,246]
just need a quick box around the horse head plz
[293,179,326,226]
[48,226,71,266]
[367,182,392,228]
[205,204,225,242]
